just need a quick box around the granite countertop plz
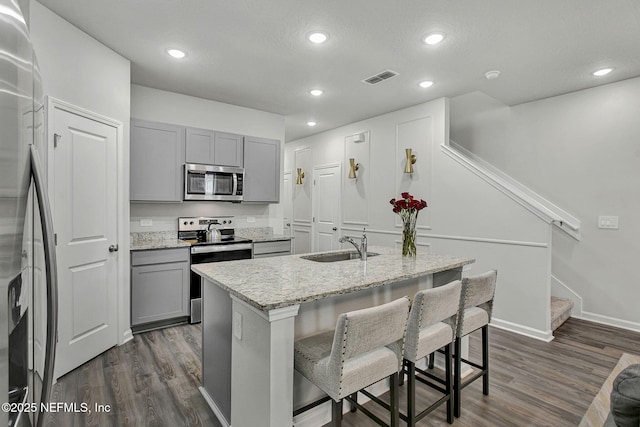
[130,232,190,251]
[191,246,474,312]
[250,234,292,243]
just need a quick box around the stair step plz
[551,297,574,331]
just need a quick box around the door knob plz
[332,227,337,231]
[109,244,119,253]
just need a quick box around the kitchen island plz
[192,246,474,427]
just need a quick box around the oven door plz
[189,243,253,323]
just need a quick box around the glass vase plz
[402,213,417,257]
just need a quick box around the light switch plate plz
[140,218,153,227]
[598,215,619,229]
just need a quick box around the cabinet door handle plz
[332,227,337,231]
[109,244,119,253]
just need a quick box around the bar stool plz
[402,281,462,425]
[453,270,497,418]
[293,297,410,427]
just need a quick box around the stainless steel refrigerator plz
[1,0,58,426]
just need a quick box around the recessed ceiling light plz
[485,70,501,80]
[593,68,613,77]
[167,49,186,59]
[309,89,323,96]
[418,80,434,88]
[423,33,445,45]
[307,121,317,127]
[308,32,328,44]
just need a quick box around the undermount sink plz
[301,251,380,262]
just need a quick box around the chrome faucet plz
[339,228,368,261]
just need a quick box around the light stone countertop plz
[250,234,292,243]
[191,246,474,312]
[130,231,190,251]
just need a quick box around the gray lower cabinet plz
[243,136,280,202]
[131,248,190,327]
[252,240,291,258]
[130,119,185,202]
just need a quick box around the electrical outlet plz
[598,215,619,230]
[140,218,153,227]
[233,311,242,340]
[247,216,256,223]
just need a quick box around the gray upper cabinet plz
[185,129,243,167]
[213,131,244,167]
[243,136,280,202]
[185,127,215,164]
[130,119,185,202]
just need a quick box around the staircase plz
[551,297,574,332]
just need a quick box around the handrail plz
[442,141,581,240]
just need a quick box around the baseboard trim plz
[121,328,133,345]
[577,312,640,333]
[490,318,553,342]
[199,387,230,427]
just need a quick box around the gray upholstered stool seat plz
[402,281,462,425]
[294,297,410,427]
[453,270,498,418]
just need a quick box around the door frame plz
[46,97,131,348]
[311,163,342,251]
[283,170,292,237]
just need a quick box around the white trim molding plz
[442,141,581,240]
[199,387,230,427]
[45,96,132,346]
[550,275,583,317]
[341,226,548,248]
[490,318,554,342]
[577,312,640,334]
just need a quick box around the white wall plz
[451,78,640,330]
[130,85,286,232]
[30,1,132,343]
[285,98,554,339]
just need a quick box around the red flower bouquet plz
[390,192,427,256]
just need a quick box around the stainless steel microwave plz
[184,163,244,201]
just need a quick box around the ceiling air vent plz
[362,69,399,85]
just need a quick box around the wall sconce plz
[348,158,360,179]
[296,168,305,185]
[404,148,417,174]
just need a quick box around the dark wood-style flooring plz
[44,318,640,426]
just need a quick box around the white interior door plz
[312,164,341,252]
[283,171,292,236]
[51,106,118,379]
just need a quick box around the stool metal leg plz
[390,372,400,427]
[331,399,342,426]
[444,342,453,424]
[406,361,416,426]
[453,336,462,418]
[482,324,489,395]
[428,352,435,369]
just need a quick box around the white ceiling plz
[37,0,640,142]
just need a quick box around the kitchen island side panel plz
[202,279,233,424]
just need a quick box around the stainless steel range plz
[178,217,252,323]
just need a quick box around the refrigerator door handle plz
[30,145,59,426]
